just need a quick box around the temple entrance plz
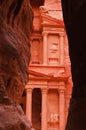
[32,88,42,130]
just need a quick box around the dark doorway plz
[32,88,42,130]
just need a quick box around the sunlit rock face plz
[0,0,33,129]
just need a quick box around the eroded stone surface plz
[0,104,33,130]
[0,0,33,129]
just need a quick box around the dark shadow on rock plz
[61,1,86,130]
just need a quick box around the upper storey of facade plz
[30,0,65,64]
[29,0,70,78]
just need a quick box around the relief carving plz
[48,113,59,130]
[48,113,59,123]
[49,42,59,65]
[49,43,58,58]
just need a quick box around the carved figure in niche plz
[48,113,59,123]
[49,43,58,58]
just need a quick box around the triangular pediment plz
[29,70,50,79]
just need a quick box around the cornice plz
[29,69,68,81]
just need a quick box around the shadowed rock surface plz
[61,1,86,130]
[0,0,33,129]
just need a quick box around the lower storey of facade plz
[20,84,71,130]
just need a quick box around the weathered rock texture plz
[0,0,33,129]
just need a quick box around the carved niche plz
[48,34,60,65]
[31,39,40,64]
[30,37,43,64]
[47,89,59,130]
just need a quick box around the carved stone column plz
[42,33,48,65]
[59,33,64,65]
[59,89,65,130]
[41,88,47,130]
[26,88,33,122]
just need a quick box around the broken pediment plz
[29,70,67,82]
[29,70,50,79]
[40,6,64,27]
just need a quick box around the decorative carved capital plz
[59,89,65,94]
[26,88,33,93]
[41,88,47,94]
[59,33,64,37]
[48,113,59,123]
[42,32,48,36]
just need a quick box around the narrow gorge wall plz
[0,0,33,129]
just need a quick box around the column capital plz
[41,88,47,94]
[59,33,65,37]
[59,89,65,94]
[42,32,48,36]
[26,88,33,93]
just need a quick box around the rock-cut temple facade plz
[20,0,72,130]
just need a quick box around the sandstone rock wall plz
[0,0,34,129]
[0,0,33,104]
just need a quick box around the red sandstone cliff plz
[0,0,33,129]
